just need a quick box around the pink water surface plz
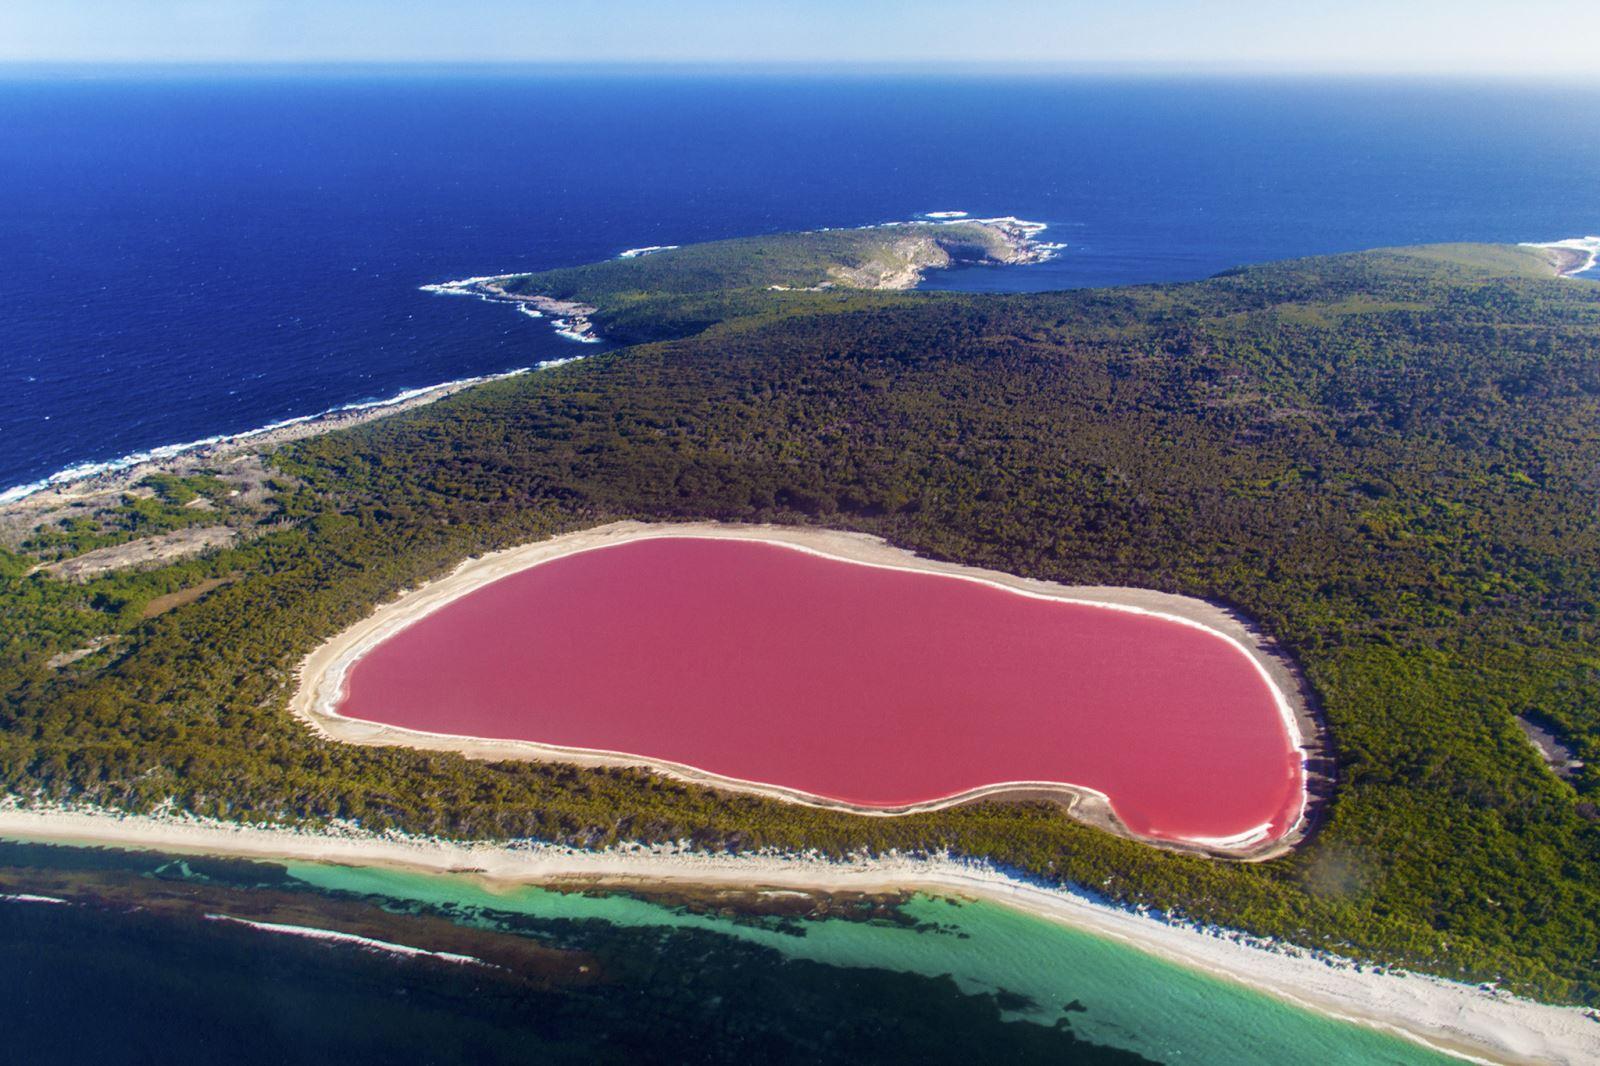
[338,537,1304,844]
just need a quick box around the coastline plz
[0,800,1592,1066]
[426,216,1065,324]
[0,364,579,515]
[292,520,1331,861]
[0,234,1574,517]
[855,215,1064,287]
[1521,236,1600,277]
[420,275,605,343]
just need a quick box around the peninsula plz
[421,217,1059,344]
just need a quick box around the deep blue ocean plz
[0,839,1455,1065]
[2,71,1598,496]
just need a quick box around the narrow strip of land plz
[0,803,1591,1066]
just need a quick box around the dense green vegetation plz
[499,220,1031,343]
[3,236,1600,1004]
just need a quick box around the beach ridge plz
[0,799,1591,1065]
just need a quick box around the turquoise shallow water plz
[286,861,1451,1065]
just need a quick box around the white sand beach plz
[0,801,1593,1065]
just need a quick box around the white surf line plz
[809,211,1065,262]
[204,914,486,966]
[617,245,679,258]
[885,212,1061,249]
[1520,236,1600,275]
[550,324,602,344]
[0,802,1592,1065]
[293,521,1314,857]
[0,893,69,905]
[0,366,544,508]
[422,276,605,344]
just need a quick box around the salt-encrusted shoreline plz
[292,520,1330,861]
[0,800,1593,1065]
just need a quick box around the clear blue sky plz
[2,0,1598,76]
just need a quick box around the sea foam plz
[0,368,535,507]
[204,914,485,965]
[423,277,603,343]
[618,245,679,258]
[1520,235,1600,275]
[0,893,69,905]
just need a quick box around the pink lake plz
[337,537,1305,845]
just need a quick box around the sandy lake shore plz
[0,801,1593,1065]
[292,520,1333,860]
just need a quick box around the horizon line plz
[2,60,1599,84]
